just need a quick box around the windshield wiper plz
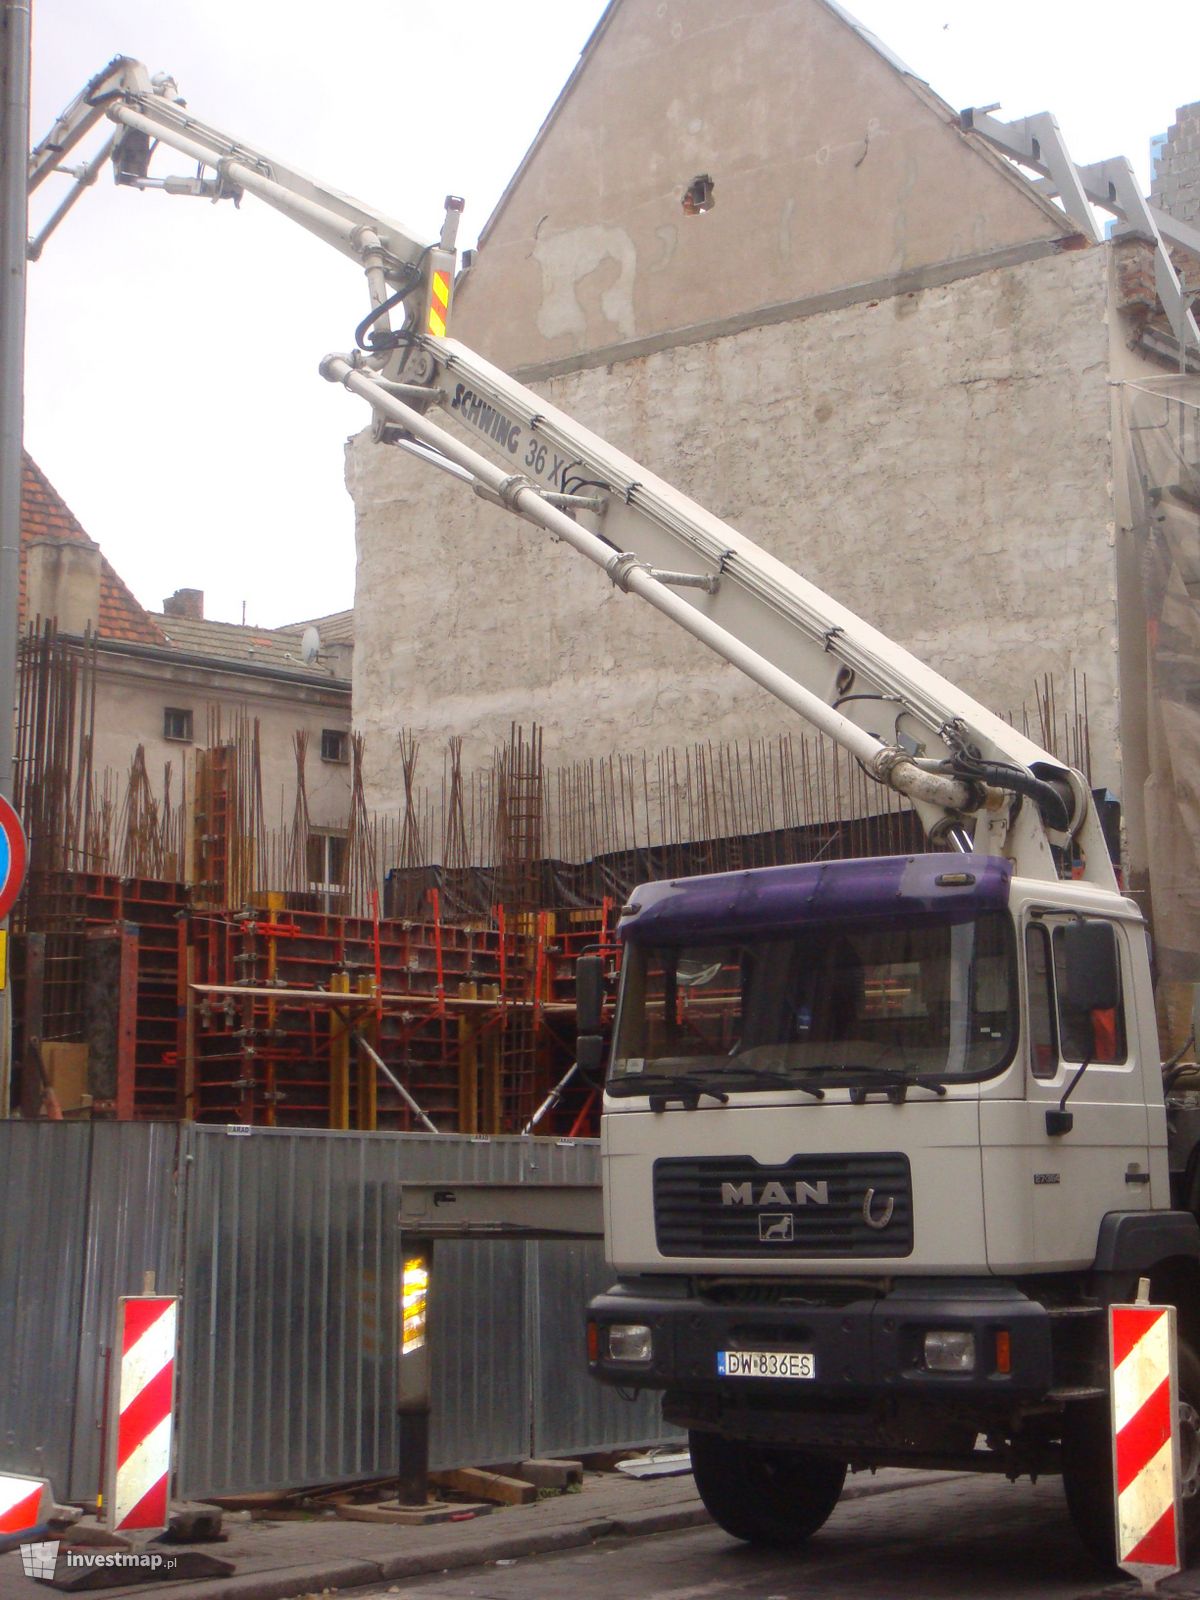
[608,1072,730,1110]
[609,1066,826,1108]
[841,1068,948,1104]
[703,1065,825,1100]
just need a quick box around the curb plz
[55,1468,969,1600]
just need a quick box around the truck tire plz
[1062,1340,1200,1569]
[688,1429,846,1548]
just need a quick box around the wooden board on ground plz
[430,1468,537,1506]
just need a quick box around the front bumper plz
[587,1277,1056,1400]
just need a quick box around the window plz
[1024,917,1127,1074]
[163,707,193,742]
[306,831,347,890]
[610,913,1018,1091]
[1052,922,1127,1065]
[320,728,349,763]
[1025,925,1057,1078]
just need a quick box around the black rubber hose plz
[953,759,1072,833]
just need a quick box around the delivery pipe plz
[320,355,978,822]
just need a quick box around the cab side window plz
[1025,924,1058,1079]
[1052,922,1127,1065]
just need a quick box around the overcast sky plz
[27,1,1200,628]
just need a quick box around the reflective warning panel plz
[106,1297,179,1533]
[426,270,451,337]
[1110,1301,1181,1583]
[0,1472,50,1534]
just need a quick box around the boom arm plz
[29,60,1117,891]
[322,342,1110,887]
[28,57,458,324]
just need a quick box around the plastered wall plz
[350,244,1119,820]
[454,0,1072,372]
[89,658,352,833]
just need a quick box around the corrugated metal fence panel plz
[0,1122,179,1502]
[0,1122,93,1493]
[409,1136,585,1473]
[428,1239,531,1471]
[529,1240,681,1459]
[2,1123,674,1502]
[176,1129,673,1492]
[68,1122,182,1501]
[177,1127,404,1498]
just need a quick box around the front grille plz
[653,1153,913,1258]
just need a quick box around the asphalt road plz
[352,1472,1200,1600]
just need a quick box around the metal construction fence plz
[0,1122,671,1503]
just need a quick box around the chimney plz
[1151,102,1200,227]
[26,537,102,635]
[163,588,204,620]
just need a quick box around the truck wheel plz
[1063,1341,1200,1568]
[688,1429,846,1548]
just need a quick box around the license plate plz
[717,1350,815,1379]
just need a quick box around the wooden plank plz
[429,1467,536,1506]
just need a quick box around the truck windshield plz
[609,912,1016,1092]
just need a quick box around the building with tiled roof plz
[20,455,165,646]
[17,455,354,852]
[148,604,352,681]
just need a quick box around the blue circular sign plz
[0,795,28,921]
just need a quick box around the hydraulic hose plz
[954,759,1073,835]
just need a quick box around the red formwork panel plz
[24,870,600,1132]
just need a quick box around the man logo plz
[759,1212,794,1243]
[862,1188,895,1230]
[721,1180,829,1207]
[20,1541,59,1580]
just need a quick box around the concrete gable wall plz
[351,246,1115,814]
[454,0,1075,370]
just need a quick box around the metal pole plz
[0,0,31,1115]
[354,1033,439,1133]
[396,1237,432,1506]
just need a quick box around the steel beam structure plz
[963,106,1200,360]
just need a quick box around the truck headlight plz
[608,1323,653,1362]
[923,1330,975,1372]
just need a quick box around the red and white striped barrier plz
[0,1472,50,1534]
[105,1296,178,1533]
[1110,1299,1181,1582]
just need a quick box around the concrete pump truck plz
[30,54,1200,1567]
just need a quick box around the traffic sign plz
[0,795,27,922]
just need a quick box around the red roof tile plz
[19,454,165,645]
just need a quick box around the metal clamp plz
[473,473,537,512]
[605,550,650,592]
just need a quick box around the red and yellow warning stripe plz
[427,270,451,337]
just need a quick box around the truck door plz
[1020,915,1152,1266]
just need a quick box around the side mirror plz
[576,955,605,1034]
[576,1034,606,1074]
[1061,922,1121,1013]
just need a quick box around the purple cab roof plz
[617,853,1013,945]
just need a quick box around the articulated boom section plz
[28,57,450,324]
[30,57,1115,892]
[328,339,1114,891]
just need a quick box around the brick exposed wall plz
[1152,101,1200,227]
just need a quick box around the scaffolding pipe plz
[355,1033,439,1134]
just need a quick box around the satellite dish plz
[300,625,321,664]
